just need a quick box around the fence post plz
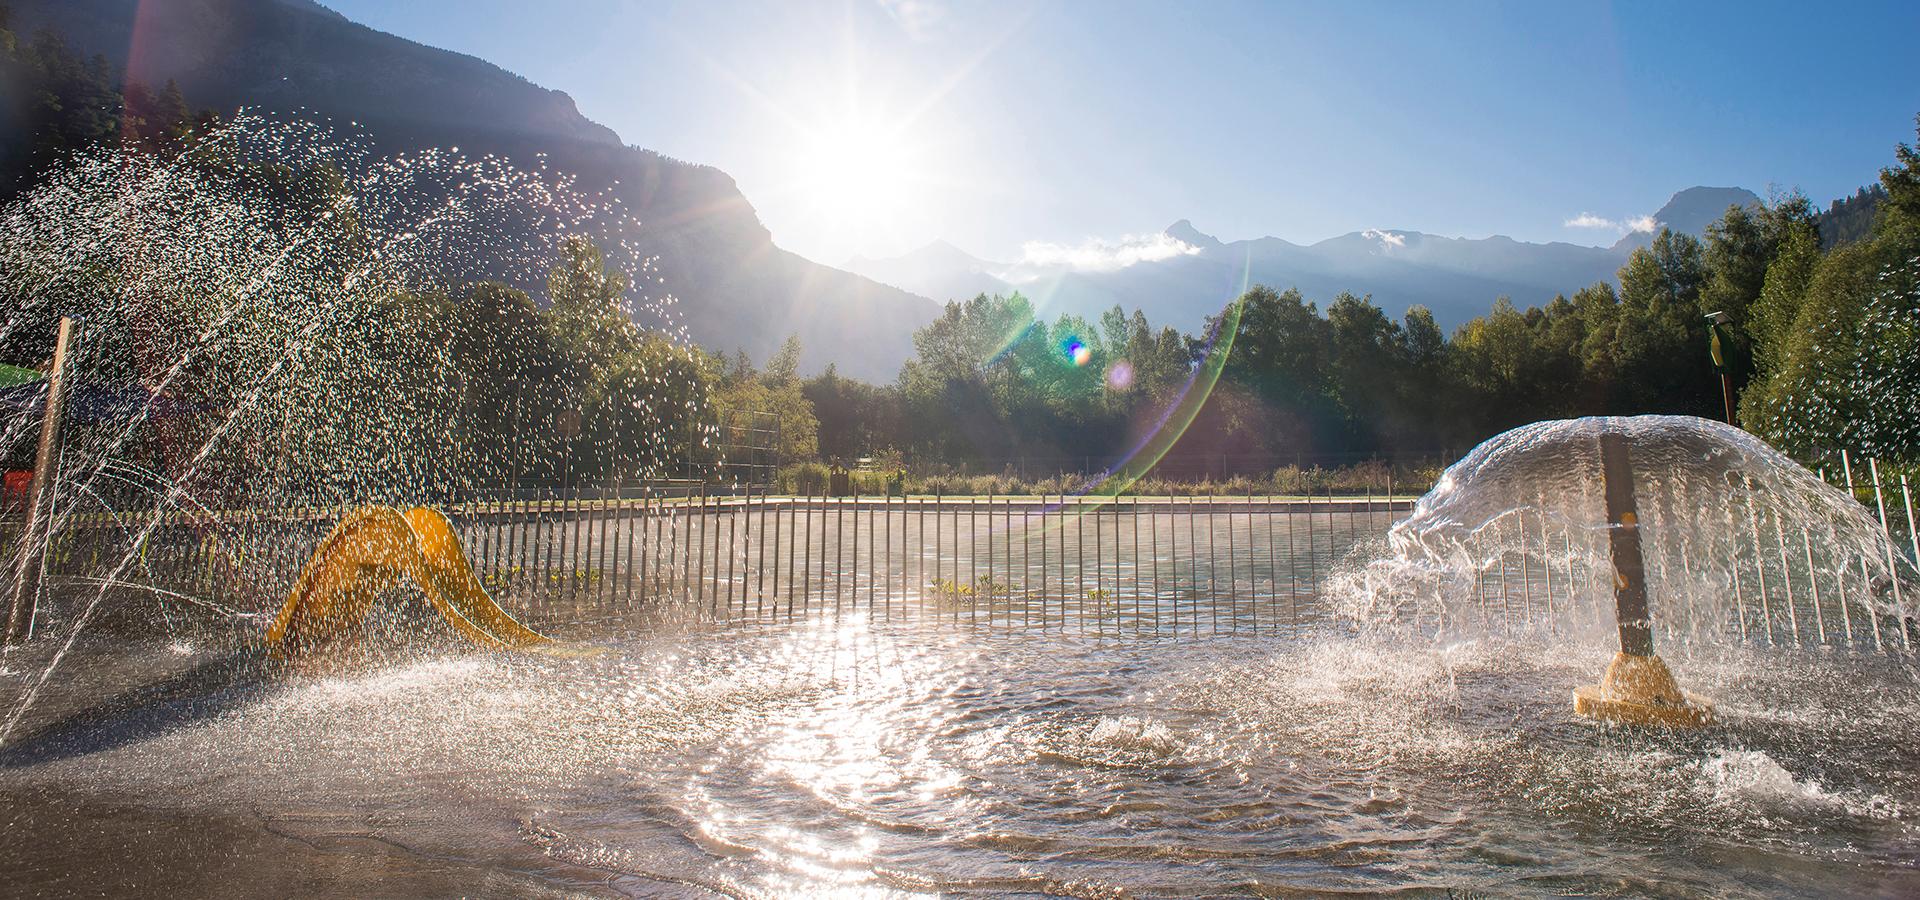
[6,316,74,646]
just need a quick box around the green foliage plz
[0,17,207,197]
[5,10,1914,471]
[1739,116,1920,462]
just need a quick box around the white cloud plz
[1564,212,1618,230]
[1563,212,1661,234]
[1014,233,1202,273]
[1362,228,1405,249]
[876,0,946,40]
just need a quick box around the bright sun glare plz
[791,112,922,235]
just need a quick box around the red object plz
[4,470,30,499]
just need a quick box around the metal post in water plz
[1601,433,1653,656]
[1573,430,1713,726]
[7,316,74,647]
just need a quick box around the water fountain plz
[1570,430,1714,727]
[267,505,554,657]
[1337,414,1917,722]
[2,120,1918,894]
[0,113,691,743]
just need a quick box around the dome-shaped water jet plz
[1335,415,1919,725]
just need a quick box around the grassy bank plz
[773,460,1444,498]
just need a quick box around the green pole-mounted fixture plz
[1705,310,1737,426]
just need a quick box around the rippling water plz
[5,618,1919,897]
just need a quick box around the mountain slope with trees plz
[1,0,934,381]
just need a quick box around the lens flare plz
[1063,338,1091,367]
[1106,360,1133,391]
[1034,247,1254,529]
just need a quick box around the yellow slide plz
[266,505,556,657]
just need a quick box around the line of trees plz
[3,0,1912,484]
[767,117,1920,473]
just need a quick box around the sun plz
[790,111,922,236]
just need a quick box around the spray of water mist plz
[0,113,699,743]
[1332,415,1919,655]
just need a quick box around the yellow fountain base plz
[1573,651,1715,728]
[266,505,558,659]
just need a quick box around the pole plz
[1573,428,1714,726]
[6,316,74,646]
[1599,432,1654,657]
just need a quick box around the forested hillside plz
[0,0,933,380]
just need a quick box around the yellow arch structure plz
[266,505,555,657]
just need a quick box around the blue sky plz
[322,0,1920,267]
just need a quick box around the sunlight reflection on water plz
[5,616,1920,897]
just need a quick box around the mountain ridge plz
[7,0,935,381]
[846,187,1756,332]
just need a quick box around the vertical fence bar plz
[689,483,703,614]
[634,486,647,606]
[915,489,925,619]
[1305,487,1318,613]
[1174,492,1187,634]
[651,487,665,602]
[834,488,844,619]
[601,476,618,607]
[726,488,740,619]
[879,489,888,619]
[1038,494,1049,626]
[1905,474,1918,587]
[574,475,591,610]
[1205,493,1217,632]
[557,470,574,607]
[520,479,536,604]
[1130,495,1140,634]
[1006,492,1015,627]
[1024,495,1035,628]
[1092,495,1104,634]
[1151,497,1163,634]
[536,481,554,610]
[1075,496,1086,630]
[1869,459,1911,652]
[934,488,942,616]
[1737,475,1773,647]
[800,488,812,619]
[713,486,726,619]
[772,485,786,618]
[755,484,767,615]
[971,491,980,626]
[1842,452,1885,652]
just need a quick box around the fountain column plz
[1573,429,1715,726]
[1600,433,1655,657]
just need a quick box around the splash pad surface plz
[4,617,1919,897]
[0,106,1911,894]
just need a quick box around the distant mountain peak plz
[1165,219,1223,251]
[1612,186,1762,252]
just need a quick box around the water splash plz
[1334,415,1919,653]
[0,113,700,740]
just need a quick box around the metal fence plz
[11,453,1918,649]
[424,487,1406,636]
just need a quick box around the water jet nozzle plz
[1573,431,1716,727]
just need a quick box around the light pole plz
[1705,311,1737,425]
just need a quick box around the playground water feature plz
[2,122,1919,895]
[6,616,1920,896]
